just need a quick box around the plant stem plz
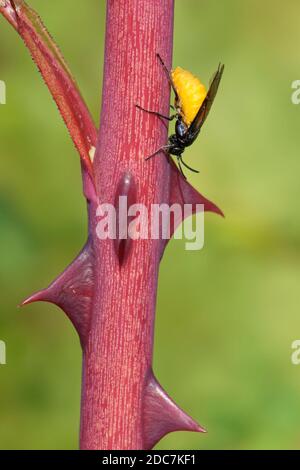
[80,0,175,450]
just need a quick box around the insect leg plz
[177,157,186,179]
[179,156,199,174]
[145,146,170,161]
[136,104,176,121]
[156,53,179,102]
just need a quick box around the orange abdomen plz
[171,67,207,127]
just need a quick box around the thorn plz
[143,372,206,449]
[160,160,224,257]
[19,242,94,346]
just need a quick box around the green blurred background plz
[0,0,300,450]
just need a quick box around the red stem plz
[80,0,174,450]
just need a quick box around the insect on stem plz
[136,54,224,179]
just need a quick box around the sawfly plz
[136,54,224,178]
